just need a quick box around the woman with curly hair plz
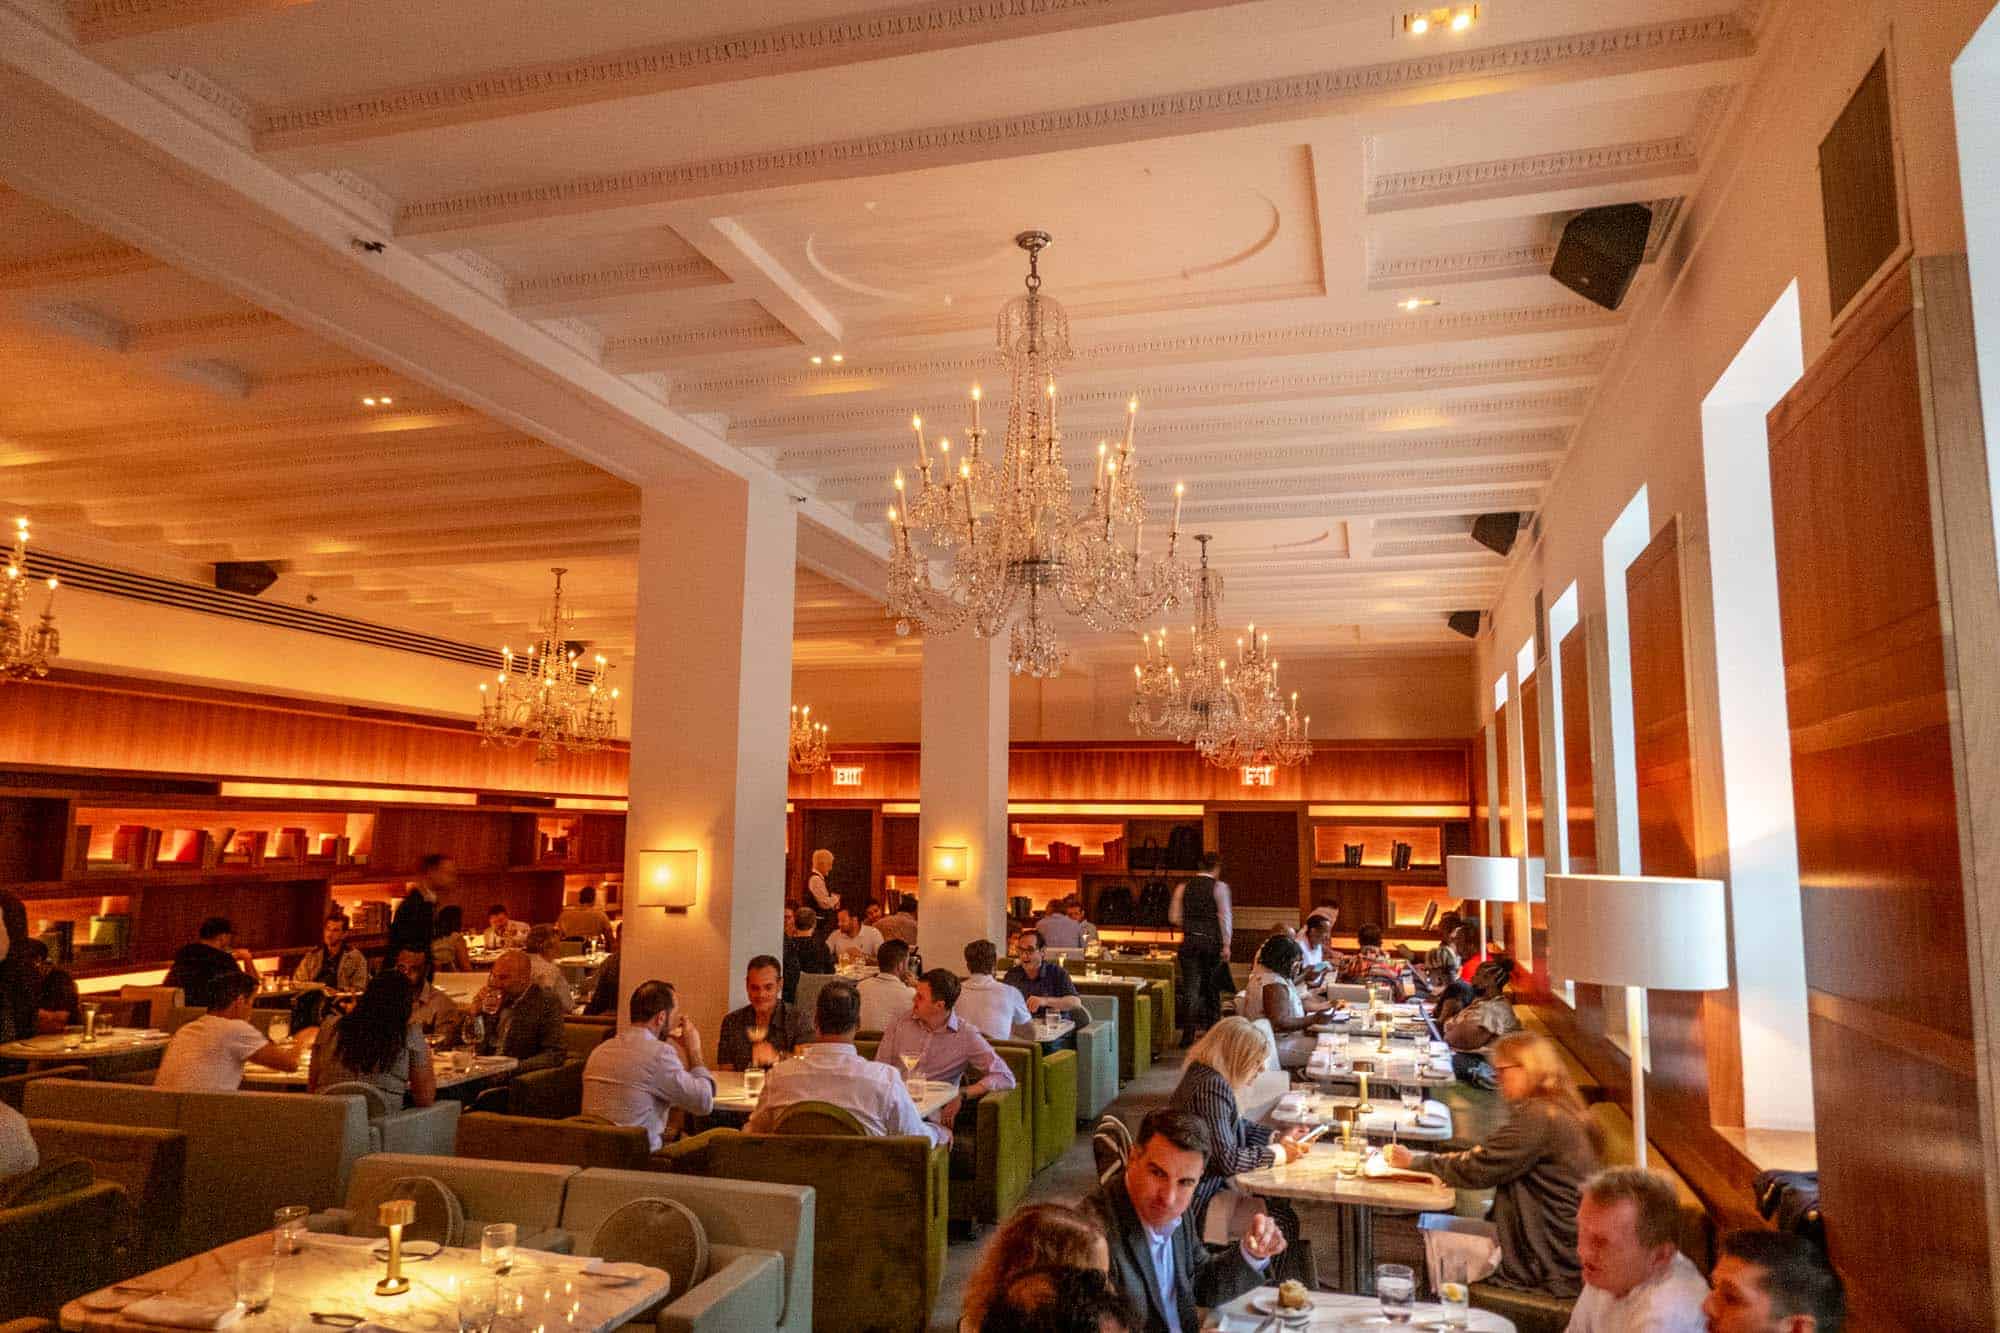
[959,1202,1109,1331]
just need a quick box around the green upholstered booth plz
[1074,995,1120,1120]
[454,1109,656,1171]
[853,1036,1032,1224]
[1094,959,1178,1054]
[661,1125,947,1333]
[993,1038,1078,1173]
[29,1118,188,1270]
[1072,979,1152,1081]
[0,1157,127,1319]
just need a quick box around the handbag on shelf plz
[1129,836,1164,871]
[1342,843,1364,867]
[1165,825,1203,869]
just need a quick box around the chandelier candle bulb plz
[1124,397,1138,453]
[971,384,982,430]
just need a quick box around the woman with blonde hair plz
[1384,1031,1601,1298]
[1166,1016,1309,1272]
[959,1202,1109,1331]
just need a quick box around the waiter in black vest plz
[1169,852,1231,1044]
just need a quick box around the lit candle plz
[1171,481,1184,536]
[960,461,974,525]
[970,384,982,432]
[1124,396,1138,452]
[913,414,930,475]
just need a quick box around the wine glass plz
[1401,1084,1423,1120]
[1376,1263,1416,1323]
[267,1015,290,1045]
[899,1052,921,1092]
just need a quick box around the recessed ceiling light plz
[1409,14,1429,33]
[1451,7,1474,29]
[810,355,824,365]
[830,353,845,364]
[1397,297,1440,312]
[361,395,395,406]
[1401,5,1476,36]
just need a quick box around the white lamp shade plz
[637,849,699,911]
[1447,855,1521,903]
[1547,874,1729,991]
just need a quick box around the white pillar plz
[620,474,796,1039]
[917,629,1009,972]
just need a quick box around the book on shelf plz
[221,829,268,867]
[72,824,91,874]
[269,827,309,862]
[202,826,236,869]
[307,833,352,865]
[163,828,211,866]
[97,824,161,871]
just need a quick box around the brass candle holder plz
[1356,1070,1374,1116]
[1376,1019,1392,1054]
[376,1198,415,1296]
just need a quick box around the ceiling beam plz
[0,242,163,289]
[391,12,1756,248]
[67,0,323,43]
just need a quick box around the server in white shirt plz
[1566,1169,1711,1333]
[856,938,918,1031]
[154,970,300,1092]
[956,939,1034,1041]
[806,849,840,915]
[580,979,715,1150]
[746,978,945,1146]
[826,907,884,962]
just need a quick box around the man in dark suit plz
[1087,1107,1285,1333]
[468,950,566,1072]
[389,853,454,958]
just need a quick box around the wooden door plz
[1216,810,1303,931]
[802,808,874,917]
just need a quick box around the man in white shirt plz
[483,902,529,951]
[524,924,578,1014]
[154,970,300,1092]
[580,979,715,1150]
[1296,909,1336,983]
[806,849,840,915]
[746,979,945,1146]
[856,938,917,1031]
[1567,1168,1710,1333]
[956,939,1033,1041]
[826,907,884,963]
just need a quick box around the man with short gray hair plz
[1566,1167,1707,1332]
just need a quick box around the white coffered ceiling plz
[0,0,1771,669]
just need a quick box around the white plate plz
[370,1239,441,1261]
[78,1286,155,1311]
[1246,1291,1313,1321]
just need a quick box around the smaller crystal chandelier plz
[476,568,620,762]
[788,704,831,774]
[0,517,59,684]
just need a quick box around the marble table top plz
[242,1054,517,1091]
[1212,1286,1515,1330]
[709,1067,957,1118]
[60,1231,668,1333]
[1233,1148,1455,1211]
[1268,1091,1456,1141]
[0,1027,169,1062]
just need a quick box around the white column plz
[917,629,1009,971]
[620,473,796,1039]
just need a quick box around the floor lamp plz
[1446,855,1521,966]
[1547,873,1729,1164]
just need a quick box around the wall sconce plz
[929,843,968,888]
[638,849,699,913]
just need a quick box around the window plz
[1601,487,1652,1065]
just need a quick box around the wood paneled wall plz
[1559,627,1605,1032]
[1768,264,1992,1329]
[1470,725,1491,856]
[2,672,629,796]
[1627,519,1745,1136]
[1494,703,1513,854]
[1520,677,1545,858]
[789,740,1475,805]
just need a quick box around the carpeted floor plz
[929,1051,1190,1331]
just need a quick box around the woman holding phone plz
[1166,1016,1312,1278]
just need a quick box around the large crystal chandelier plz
[476,568,620,762]
[1,518,59,683]
[788,704,830,774]
[1128,536,1312,768]
[885,230,1192,677]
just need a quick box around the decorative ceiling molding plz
[69,0,319,44]
[715,347,1615,425]
[1165,486,1547,523]
[256,0,1269,150]
[1367,136,1696,213]
[1374,538,1484,558]
[138,67,256,147]
[126,309,287,351]
[536,316,607,362]
[394,11,1754,239]
[602,315,802,367]
[509,257,728,315]
[30,300,128,350]
[0,244,162,290]
[9,403,497,453]
[1364,200,1683,288]
[162,357,253,397]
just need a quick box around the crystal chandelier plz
[1128,537,1312,768]
[1129,535,1241,750]
[788,704,830,774]
[476,568,620,762]
[1,518,59,684]
[885,230,1193,677]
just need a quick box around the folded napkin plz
[120,1297,243,1329]
[513,1248,593,1272]
[1362,1154,1437,1184]
[304,1232,376,1250]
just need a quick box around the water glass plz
[457,1277,501,1333]
[1402,1085,1424,1118]
[481,1221,517,1275]
[234,1256,275,1313]
[1376,1263,1416,1323]
[1332,1136,1363,1178]
[1435,1254,1471,1329]
[272,1203,309,1256]
[742,1066,766,1099]
[81,1001,100,1042]
[268,1015,291,1044]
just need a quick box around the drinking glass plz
[272,1203,309,1256]
[268,1015,291,1044]
[1402,1085,1423,1118]
[1332,1136,1363,1178]
[481,1221,517,1275]
[81,1001,101,1043]
[1376,1263,1416,1323]
[1432,1253,1471,1329]
[742,1066,766,1099]
[899,1052,920,1093]
[234,1256,275,1313]
[61,1030,80,1051]
[457,1277,501,1333]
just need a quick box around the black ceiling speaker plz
[213,561,279,597]
[1471,512,1522,557]
[1447,611,1482,639]
[1550,202,1653,310]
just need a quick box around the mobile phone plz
[1297,1123,1333,1145]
